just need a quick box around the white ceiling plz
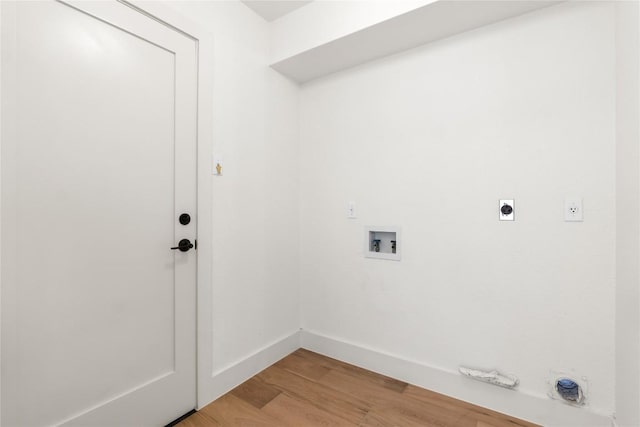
[242,1,313,22]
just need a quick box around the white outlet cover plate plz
[564,198,583,222]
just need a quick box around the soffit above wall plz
[271,1,563,83]
[241,0,313,22]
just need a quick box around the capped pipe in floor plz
[459,366,519,389]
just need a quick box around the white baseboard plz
[300,330,612,427]
[197,330,301,409]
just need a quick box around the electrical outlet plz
[564,198,583,222]
[499,199,514,221]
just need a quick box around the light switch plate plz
[347,201,356,219]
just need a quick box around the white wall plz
[163,0,301,407]
[270,0,433,63]
[300,1,616,418]
[615,2,640,425]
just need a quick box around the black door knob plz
[501,204,513,215]
[179,213,191,225]
[171,239,194,252]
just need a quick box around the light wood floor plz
[178,349,539,427]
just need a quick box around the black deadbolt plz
[179,213,191,225]
[501,204,513,215]
[171,239,194,252]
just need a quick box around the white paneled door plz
[1,1,198,425]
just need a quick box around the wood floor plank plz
[466,413,534,427]
[403,384,489,415]
[257,365,369,425]
[262,392,358,427]
[198,394,287,427]
[369,402,474,427]
[404,384,488,412]
[476,422,516,427]
[357,412,390,427]
[230,377,281,409]
[195,350,540,427]
[318,369,478,427]
[317,369,408,408]
[176,412,221,427]
[403,385,536,427]
[275,350,331,382]
[359,408,449,427]
[296,348,408,393]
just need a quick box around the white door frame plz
[0,0,215,418]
